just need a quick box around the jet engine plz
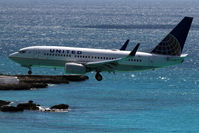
[65,63,87,74]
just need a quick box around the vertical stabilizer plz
[151,17,193,56]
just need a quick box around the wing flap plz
[86,58,121,72]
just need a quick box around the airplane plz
[9,17,193,81]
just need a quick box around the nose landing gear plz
[95,72,102,81]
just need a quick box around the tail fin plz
[151,17,193,56]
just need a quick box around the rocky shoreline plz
[0,74,89,90]
[0,100,69,112]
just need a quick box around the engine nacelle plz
[65,63,87,74]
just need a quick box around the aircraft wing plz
[85,43,140,72]
[85,58,122,72]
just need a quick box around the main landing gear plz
[95,72,102,81]
[28,70,32,75]
[28,67,32,75]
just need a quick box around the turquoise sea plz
[0,0,199,132]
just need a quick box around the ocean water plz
[0,0,199,132]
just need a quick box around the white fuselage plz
[9,46,186,73]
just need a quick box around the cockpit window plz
[19,50,26,54]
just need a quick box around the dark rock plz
[61,75,89,81]
[0,100,11,107]
[17,100,39,110]
[0,82,47,90]
[0,75,89,91]
[50,104,69,109]
[17,75,69,84]
[28,82,48,88]
[17,75,88,83]
[17,82,48,89]
[0,106,24,112]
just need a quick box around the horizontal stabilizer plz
[166,54,188,61]
[120,39,129,50]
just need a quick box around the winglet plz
[120,39,129,50]
[129,43,140,56]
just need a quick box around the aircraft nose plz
[9,52,19,59]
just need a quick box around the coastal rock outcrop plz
[0,100,11,107]
[0,106,24,112]
[0,82,47,90]
[17,100,39,110]
[0,75,89,90]
[0,100,70,113]
[17,75,88,83]
[50,104,69,110]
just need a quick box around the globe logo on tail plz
[152,34,181,56]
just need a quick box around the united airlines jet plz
[9,17,193,81]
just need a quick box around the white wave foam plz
[38,106,69,112]
[131,74,135,78]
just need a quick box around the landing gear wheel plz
[28,70,32,75]
[95,72,102,81]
